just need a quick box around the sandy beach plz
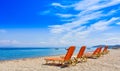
[0,49,120,71]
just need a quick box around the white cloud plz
[116,22,120,25]
[0,40,19,45]
[74,0,120,11]
[51,17,119,46]
[49,11,103,34]
[0,40,11,44]
[49,25,65,34]
[74,0,100,10]
[47,0,120,46]
[51,3,70,8]
[90,17,120,31]
[104,32,120,45]
[0,39,49,47]
[56,13,75,18]
[106,37,120,44]
[88,0,120,11]
[49,6,119,34]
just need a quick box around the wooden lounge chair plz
[84,46,102,58]
[44,46,76,66]
[74,46,87,63]
[102,46,109,55]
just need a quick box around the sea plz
[0,47,96,61]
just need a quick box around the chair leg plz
[73,57,78,64]
[71,59,77,66]
[46,60,48,64]
[52,60,55,64]
[92,55,98,59]
[82,57,87,62]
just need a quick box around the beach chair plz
[102,46,109,55]
[84,47,102,58]
[74,46,87,63]
[97,47,102,57]
[44,46,76,66]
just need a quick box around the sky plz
[0,0,120,47]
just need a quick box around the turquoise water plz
[0,47,95,61]
[0,48,66,60]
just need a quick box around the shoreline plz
[0,47,120,62]
[0,54,65,62]
[0,47,119,62]
[0,49,120,71]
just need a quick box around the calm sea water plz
[0,47,95,61]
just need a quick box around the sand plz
[0,49,120,71]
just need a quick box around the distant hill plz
[93,45,120,49]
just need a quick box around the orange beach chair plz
[60,46,87,64]
[74,46,87,63]
[102,46,109,55]
[97,47,102,56]
[44,46,76,66]
[84,46,102,58]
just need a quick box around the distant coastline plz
[93,45,120,49]
[1,45,120,49]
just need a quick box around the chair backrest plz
[64,46,75,61]
[77,46,86,58]
[92,47,101,55]
[103,45,108,52]
[97,46,102,54]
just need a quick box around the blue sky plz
[0,0,120,47]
